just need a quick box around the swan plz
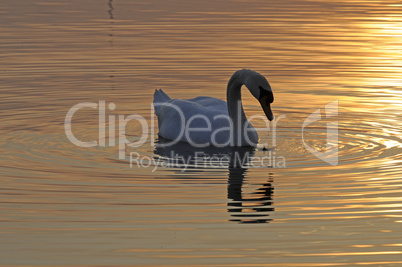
[153,69,274,147]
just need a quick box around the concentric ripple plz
[2,111,401,178]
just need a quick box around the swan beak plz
[259,96,274,121]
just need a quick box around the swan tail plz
[153,89,171,113]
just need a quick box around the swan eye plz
[258,86,274,103]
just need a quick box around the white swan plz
[153,69,274,147]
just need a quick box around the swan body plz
[153,69,274,147]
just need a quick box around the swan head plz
[240,69,274,121]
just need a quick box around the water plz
[1,0,402,266]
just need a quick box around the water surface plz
[1,0,402,266]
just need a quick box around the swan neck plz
[227,74,247,119]
[227,74,248,144]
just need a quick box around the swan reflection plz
[154,138,274,223]
[228,168,274,223]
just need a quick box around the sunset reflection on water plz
[0,0,402,266]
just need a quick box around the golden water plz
[1,0,402,266]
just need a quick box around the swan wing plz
[155,97,230,144]
[186,96,228,113]
[153,89,171,113]
[153,91,258,146]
